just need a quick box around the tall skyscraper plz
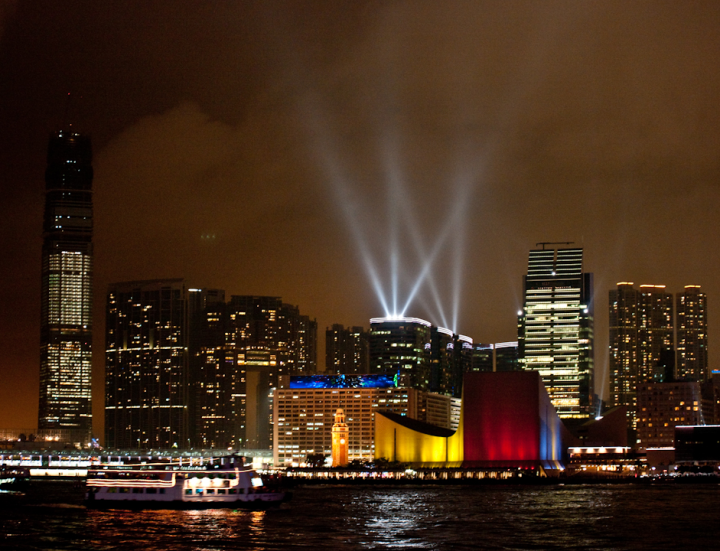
[609,283,640,424]
[188,288,228,448]
[518,246,594,419]
[226,296,317,385]
[611,282,708,431]
[369,317,432,391]
[676,285,708,382]
[326,324,369,374]
[368,317,472,398]
[38,131,94,436]
[191,294,317,449]
[105,279,189,449]
[429,327,473,398]
[105,285,317,450]
[296,313,318,375]
[637,285,674,383]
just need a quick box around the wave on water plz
[29,502,86,509]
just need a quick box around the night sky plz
[2,1,719,433]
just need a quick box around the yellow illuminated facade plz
[374,410,463,467]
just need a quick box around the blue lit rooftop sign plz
[289,373,399,389]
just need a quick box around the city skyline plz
[2,2,720,432]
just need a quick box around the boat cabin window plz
[206,489,215,494]
[229,489,237,494]
[119,488,130,493]
[185,489,192,495]
[218,489,226,495]
[146,488,157,494]
[132,488,143,494]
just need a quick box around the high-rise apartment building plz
[192,295,317,449]
[518,246,594,419]
[105,285,317,450]
[609,282,706,431]
[325,324,369,374]
[38,131,94,436]
[226,296,317,384]
[676,285,708,382]
[296,313,318,375]
[609,283,640,422]
[637,285,674,383]
[636,380,704,449]
[105,280,189,449]
[188,288,228,448]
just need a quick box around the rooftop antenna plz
[535,241,574,250]
[63,92,84,132]
[63,92,72,131]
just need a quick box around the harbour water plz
[2,481,719,549]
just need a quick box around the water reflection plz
[360,491,429,548]
[248,510,267,544]
[86,508,269,550]
[9,485,720,550]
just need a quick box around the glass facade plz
[470,342,520,373]
[368,317,472,398]
[518,247,594,418]
[38,131,93,436]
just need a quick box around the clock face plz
[340,439,345,445]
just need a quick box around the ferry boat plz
[85,463,288,509]
[0,466,30,490]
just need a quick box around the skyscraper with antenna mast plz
[518,243,595,419]
[38,129,94,438]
